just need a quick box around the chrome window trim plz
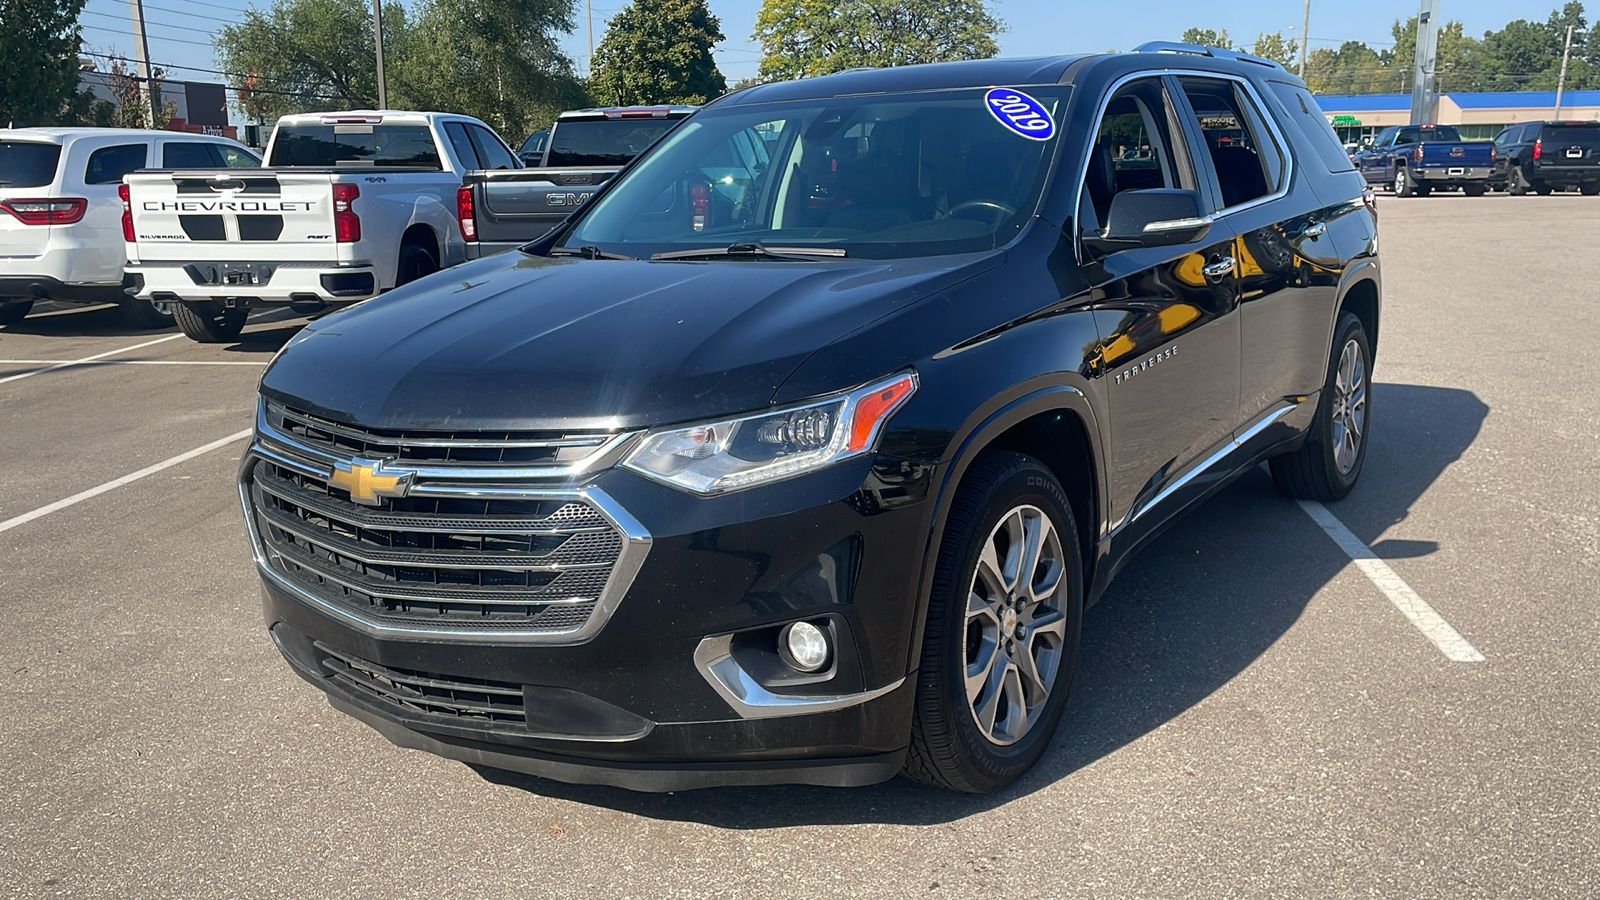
[1071,67,1298,257]
[240,469,653,645]
[691,634,906,720]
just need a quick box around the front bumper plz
[245,435,936,790]
[127,261,379,305]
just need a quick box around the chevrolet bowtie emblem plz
[328,458,414,506]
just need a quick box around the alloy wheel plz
[964,504,1068,746]
[1330,338,1367,475]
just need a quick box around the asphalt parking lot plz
[2,194,1597,899]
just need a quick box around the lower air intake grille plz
[318,643,525,725]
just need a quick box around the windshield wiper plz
[650,242,848,261]
[549,245,638,260]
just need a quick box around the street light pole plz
[1298,0,1311,77]
[1554,24,1575,118]
[372,0,387,109]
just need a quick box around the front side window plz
[85,144,148,185]
[1081,79,1189,229]
[561,87,1069,260]
[1178,78,1283,209]
[268,124,442,169]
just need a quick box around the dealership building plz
[1316,90,1600,144]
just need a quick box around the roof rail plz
[1131,40,1286,71]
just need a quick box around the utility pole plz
[1409,0,1441,124]
[1298,0,1311,77]
[128,0,158,126]
[586,0,594,77]
[1554,24,1575,118]
[372,0,387,109]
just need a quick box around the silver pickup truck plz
[459,106,694,258]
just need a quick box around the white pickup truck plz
[123,110,520,342]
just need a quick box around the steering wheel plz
[947,199,1018,225]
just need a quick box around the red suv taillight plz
[118,184,135,241]
[690,183,709,232]
[456,185,476,240]
[0,197,87,225]
[332,183,361,242]
[1533,138,1543,160]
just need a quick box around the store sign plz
[1330,115,1362,126]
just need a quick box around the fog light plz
[780,621,830,673]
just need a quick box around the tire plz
[118,296,175,329]
[1509,165,1530,196]
[172,300,247,343]
[1462,183,1487,197]
[1581,183,1600,196]
[904,451,1084,793]
[396,241,438,287]
[1393,167,1417,197]
[0,300,34,326]
[1270,311,1371,502]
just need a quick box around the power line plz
[82,8,221,36]
[77,48,352,101]
[84,2,243,26]
[81,22,217,47]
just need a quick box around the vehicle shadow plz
[0,302,173,338]
[222,322,308,354]
[471,383,1487,826]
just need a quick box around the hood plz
[261,249,999,431]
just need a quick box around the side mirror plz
[1091,188,1212,249]
[519,152,543,166]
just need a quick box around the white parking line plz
[1296,499,1485,663]
[0,333,186,386]
[0,359,265,366]
[0,428,253,535]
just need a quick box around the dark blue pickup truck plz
[1354,124,1494,196]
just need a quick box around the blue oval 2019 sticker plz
[984,88,1055,141]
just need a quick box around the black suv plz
[1491,120,1600,195]
[243,43,1380,793]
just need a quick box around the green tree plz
[754,0,1003,81]
[590,0,725,106]
[0,0,86,127]
[1178,27,1233,49]
[214,0,405,121]
[1249,31,1295,67]
[396,0,587,139]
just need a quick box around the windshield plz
[0,142,63,188]
[268,124,442,169]
[558,87,1068,260]
[1397,125,1462,143]
[546,119,682,167]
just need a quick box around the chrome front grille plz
[243,400,650,642]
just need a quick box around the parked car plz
[0,128,258,328]
[240,44,1379,793]
[458,106,695,259]
[1490,120,1600,195]
[122,110,520,342]
[1354,124,1494,196]
[516,129,548,166]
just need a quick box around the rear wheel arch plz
[906,385,1105,674]
[400,222,440,261]
[1338,276,1380,358]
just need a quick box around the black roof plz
[718,56,1087,107]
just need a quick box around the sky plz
[76,0,1578,94]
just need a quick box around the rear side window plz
[468,125,519,170]
[1267,81,1356,174]
[443,122,481,169]
[268,124,442,169]
[1178,77,1284,209]
[163,142,215,168]
[85,144,148,185]
[0,141,62,188]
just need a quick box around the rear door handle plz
[1302,222,1327,238]
[1202,257,1236,278]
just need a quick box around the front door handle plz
[1202,256,1236,278]
[1302,222,1327,238]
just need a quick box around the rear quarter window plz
[85,143,149,185]
[1267,81,1356,173]
[1545,124,1600,143]
[0,141,63,188]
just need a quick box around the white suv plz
[0,128,259,329]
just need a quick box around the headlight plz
[622,371,918,494]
